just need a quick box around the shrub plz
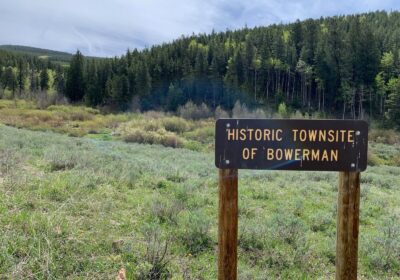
[70,111,94,121]
[178,101,213,120]
[47,105,100,115]
[389,154,400,167]
[44,147,80,171]
[22,110,54,123]
[183,126,214,144]
[183,140,203,152]
[278,102,288,118]
[150,197,183,224]
[251,108,267,119]
[291,110,304,119]
[309,211,333,232]
[126,224,171,280]
[123,128,184,148]
[363,215,400,272]
[142,119,163,131]
[161,134,184,148]
[369,129,400,145]
[239,219,267,251]
[123,129,155,144]
[215,106,229,119]
[232,101,249,118]
[0,148,21,175]
[36,91,56,109]
[232,101,266,118]
[143,110,166,119]
[161,117,190,133]
[177,210,212,254]
[269,214,305,246]
[368,150,384,166]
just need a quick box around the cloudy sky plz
[0,0,399,57]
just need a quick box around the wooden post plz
[336,171,360,280]
[218,168,238,280]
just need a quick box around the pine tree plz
[385,77,400,127]
[54,66,65,94]
[134,61,151,97]
[2,67,17,95]
[17,59,27,94]
[65,50,85,102]
[167,82,184,111]
[85,61,101,106]
[40,69,49,91]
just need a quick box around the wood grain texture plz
[218,168,238,280]
[336,171,360,280]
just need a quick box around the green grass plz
[0,124,399,279]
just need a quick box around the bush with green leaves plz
[177,210,212,255]
[239,219,267,251]
[123,128,184,148]
[161,117,190,133]
[124,224,171,280]
[362,215,400,272]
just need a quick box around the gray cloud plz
[0,0,399,56]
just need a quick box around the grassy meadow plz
[0,100,399,279]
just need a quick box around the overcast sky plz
[0,0,399,57]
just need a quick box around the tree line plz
[0,11,400,127]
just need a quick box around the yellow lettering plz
[311,150,320,161]
[308,130,317,141]
[239,129,246,140]
[251,148,257,159]
[276,129,283,141]
[340,130,346,142]
[276,149,283,160]
[247,129,254,140]
[267,149,274,160]
[292,129,298,141]
[331,149,338,161]
[263,129,270,141]
[319,130,326,142]
[227,129,235,140]
[284,149,293,160]
[348,130,354,143]
[255,129,262,141]
[321,150,329,161]
[242,148,250,160]
[299,130,307,142]
[303,149,310,160]
[295,149,301,160]
[328,130,335,142]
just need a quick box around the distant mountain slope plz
[0,45,73,63]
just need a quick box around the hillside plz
[0,45,73,63]
[0,11,400,128]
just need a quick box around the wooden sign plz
[216,118,368,280]
[215,119,368,171]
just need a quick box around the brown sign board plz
[215,119,368,171]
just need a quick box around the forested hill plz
[0,45,73,64]
[1,11,400,127]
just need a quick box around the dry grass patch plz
[117,116,214,149]
[0,100,132,136]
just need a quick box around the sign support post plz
[218,168,238,280]
[336,171,360,280]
